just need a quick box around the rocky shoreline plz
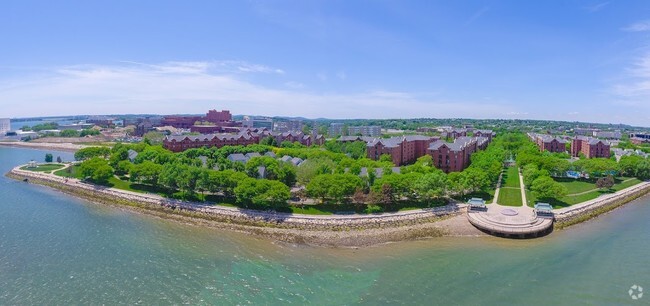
[7,166,483,247]
[7,165,650,246]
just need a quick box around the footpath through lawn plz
[497,166,523,206]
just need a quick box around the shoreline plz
[0,141,89,152]
[6,165,650,247]
[6,167,485,247]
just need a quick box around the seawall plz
[6,166,472,247]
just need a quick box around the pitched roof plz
[227,153,248,163]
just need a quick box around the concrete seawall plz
[7,167,461,231]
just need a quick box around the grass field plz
[21,163,65,172]
[526,177,643,208]
[502,167,521,188]
[497,188,523,206]
[54,165,79,178]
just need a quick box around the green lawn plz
[527,177,644,209]
[497,188,523,206]
[554,177,599,195]
[502,167,521,188]
[54,165,80,178]
[21,163,65,172]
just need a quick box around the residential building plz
[427,137,490,173]
[593,131,621,140]
[163,129,325,152]
[0,118,10,135]
[328,123,345,137]
[348,126,381,137]
[163,132,260,153]
[571,136,611,158]
[529,133,567,153]
[441,128,467,139]
[474,129,496,141]
[574,128,598,136]
[273,120,303,132]
[366,135,439,166]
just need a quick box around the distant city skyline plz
[2,1,650,126]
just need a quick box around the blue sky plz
[2,0,650,126]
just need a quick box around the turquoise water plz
[1,146,649,305]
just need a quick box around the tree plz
[413,171,447,203]
[74,146,111,161]
[259,136,278,147]
[531,176,568,200]
[596,176,615,190]
[130,161,163,186]
[78,157,113,183]
[56,156,62,163]
[45,153,53,163]
[234,178,290,209]
[306,174,363,202]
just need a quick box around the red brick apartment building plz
[571,136,611,158]
[427,137,490,173]
[529,133,567,153]
[473,129,495,141]
[366,135,439,166]
[163,129,325,152]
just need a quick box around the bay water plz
[0,147,648,305]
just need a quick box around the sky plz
[2,0,650,126]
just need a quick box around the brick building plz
[427,137,490,173]
[571,136,611,158]
[473,129,495,141]
[529,133,568,153]
[366,135,439,166]
[163,128,325,152]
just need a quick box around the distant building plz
[629,133,650,145]
[58,123,93,131]
[348,126,381,137]
[243,116,273,129]
[593,131,621,140]
[571,136,610,159]
[0,118,10,135]
[274,120,303,132]
[441,128,467,139]
[574,128,598,136]
[328,123,345,137]
[474,129,496,141]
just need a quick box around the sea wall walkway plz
[8,165,461,231]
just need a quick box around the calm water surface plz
[0,147,648,305]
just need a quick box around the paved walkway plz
[491,172,504,204]
[518,168,528,208]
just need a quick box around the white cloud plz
[0,61,510,119]
[584,2,609,13]
[622,20,650,32]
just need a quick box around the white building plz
[0,118,10,135]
